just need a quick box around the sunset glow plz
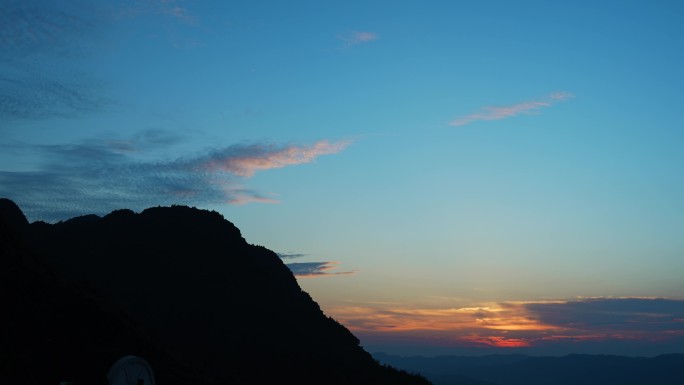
[328,297,684,352]
[461,335,531,348]
[3,0,684,358]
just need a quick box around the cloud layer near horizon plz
[0,133,349,222]
[450,92,573,126]
[330,297,684,353]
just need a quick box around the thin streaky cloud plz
[0,1,108,122]
[461,335,531,348]
[201,140,350,177]
[111,1,202,50]
[449,91,574,126]
[164,5,195,24]
[337,31,379,47]
[277,252,308,259]
[0,0,97,56]
[116,0,197,25]
[287,262,357,278]
[226,191,280,205]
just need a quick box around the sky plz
[2,0,684,357]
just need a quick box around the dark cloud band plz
[286,262,356,278]
[0,134,348,223]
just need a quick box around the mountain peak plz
[0,198,29,230]
[1,200,431,385]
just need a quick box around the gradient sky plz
[2,0,684,356]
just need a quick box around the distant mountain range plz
[0,199,430,385]
[373,351,684,385]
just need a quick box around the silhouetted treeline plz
[0,199,431,385]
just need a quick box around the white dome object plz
[107,355,156,385]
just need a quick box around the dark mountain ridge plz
[373,352,684,385]
[0,199,430,385]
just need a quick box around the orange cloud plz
[476,316,561,331]
[327,297,684,350]
[329,303,561,334]
[461,335,531,348]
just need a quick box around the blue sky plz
[2,0,684,356]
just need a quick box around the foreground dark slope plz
[0,199,215,384]
[0,199,430,385]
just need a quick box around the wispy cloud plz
[329,297,684,352]
[277,252,308,259]
[276,253,354,279]
[225,190,280,205]
[201,141,349,177]
[337,31,379,47]
[0,66,108,122]
[117,0,197,25]
[0,133,350,222]
[0,1,109,122]
[115,0,202,49]
[286,262,356,278]
[163,4,195,24]
[449,91,574,126]
[0,1,203,123]
[0,0,97,56]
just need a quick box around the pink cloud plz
[461,335,531,348]
[226,193,280,205]
[449,91,574,126]
[202,140,350,177]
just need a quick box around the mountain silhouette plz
[373,352,684,385]
[0,199,430,385]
